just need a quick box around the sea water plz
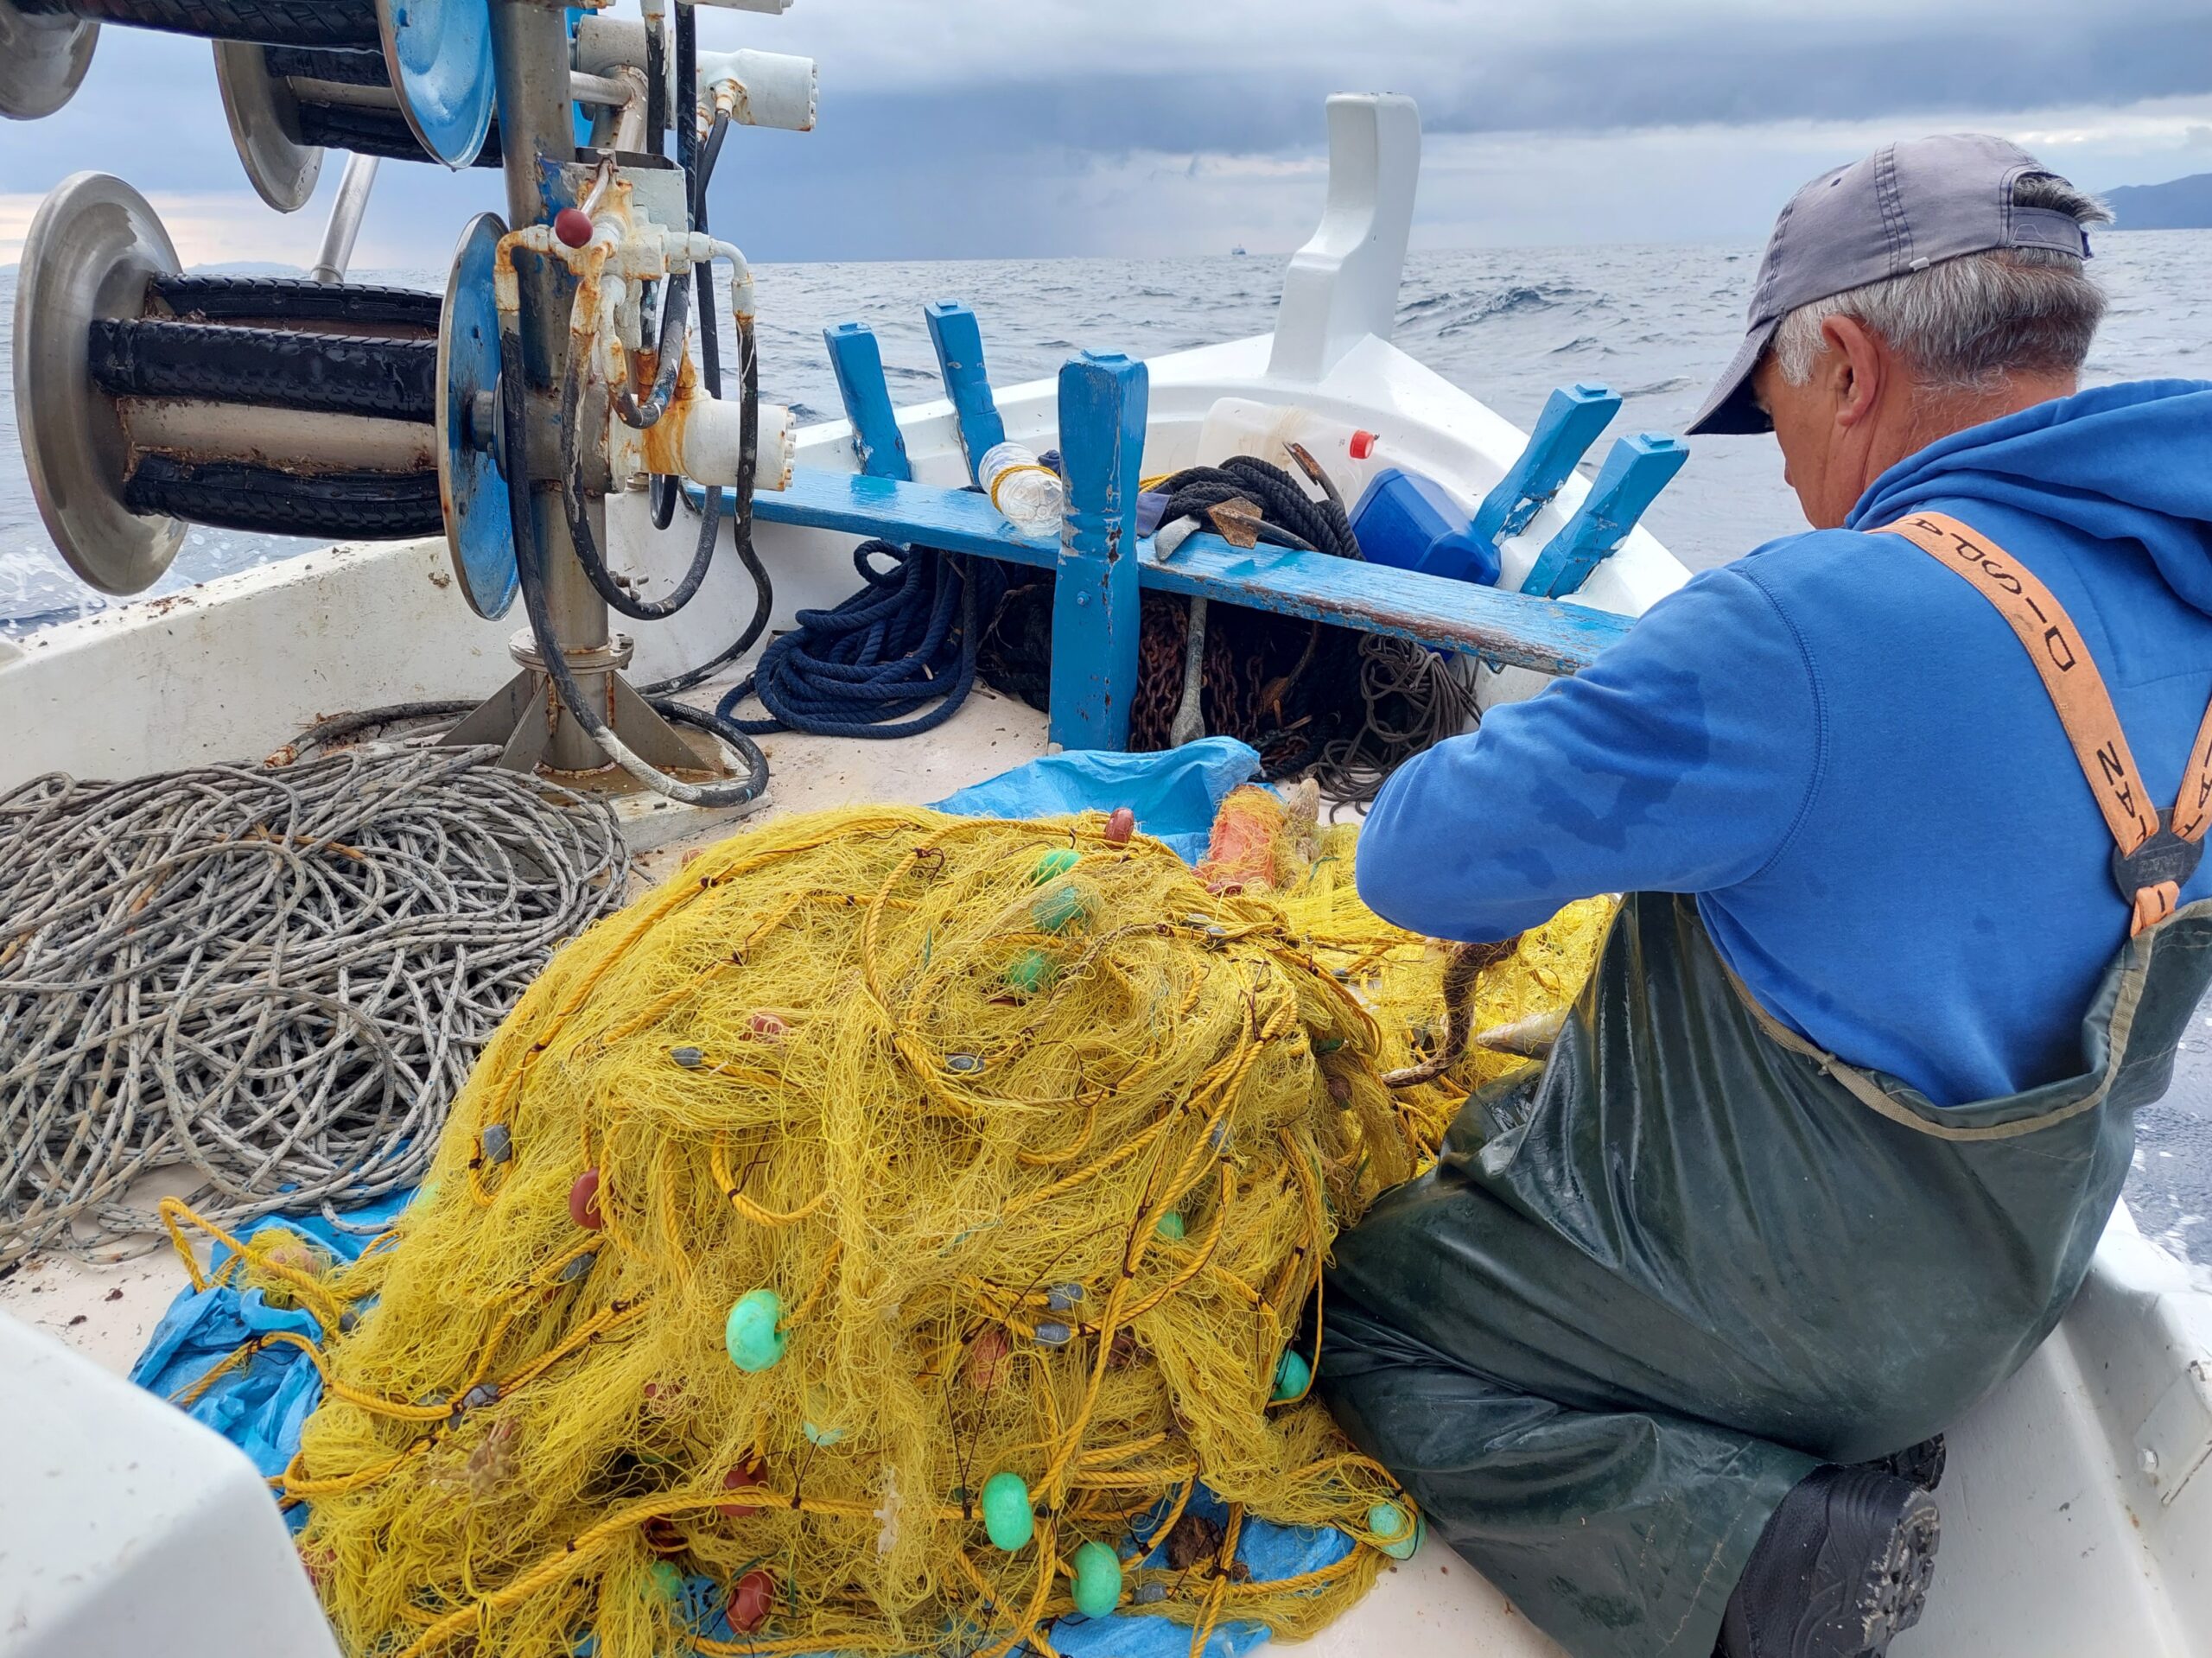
[0,232,2206,1255]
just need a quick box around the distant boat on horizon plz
[1231,245,1249,257]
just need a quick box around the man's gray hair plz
[1771,173,2114,393]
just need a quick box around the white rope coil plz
[0,745,628,1269]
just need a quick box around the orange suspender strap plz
[1877,511,2212,937]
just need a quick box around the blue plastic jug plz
[1349,467,1500,587]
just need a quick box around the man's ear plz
[1821,314,1888,430]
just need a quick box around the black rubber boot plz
[1717,1465,1941,1658]
[1859,1435,1946,1492]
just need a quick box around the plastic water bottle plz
[979,441,1065,537]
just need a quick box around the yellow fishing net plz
[166,798,1611,1658]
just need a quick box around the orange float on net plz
[568,1169,604,1229]
[729,1569,776,1634]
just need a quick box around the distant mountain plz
[2104,173,2212,231]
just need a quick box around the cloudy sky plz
[4,0,2209,270]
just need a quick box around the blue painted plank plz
[753,471,1058,569]
[823,322,912,481]
[924,302,1009,485]
[752,469,1634,676]
[1144,538,1631,675]
[1520,432,1690,600]
[1049,353,1148,751]
[1468,381,1621,548]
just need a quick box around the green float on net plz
[1032,848,1081,884]
[981,1471,1034,1551]
[1005,950,1057,995]
[725,1288,786,1372]
[1369,1500,1421,1560]
[1070,1540,1123,1617]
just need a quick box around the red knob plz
[569,1168,604,1229]
[552,206,593,249]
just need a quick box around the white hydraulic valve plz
[493,166,797,497]
[696,48,818,132]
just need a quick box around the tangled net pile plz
[0,746,626,1269]
[197,799,1608,1658]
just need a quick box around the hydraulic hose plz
[612,268,690,431]
[498,319,769,810]
[645,107,772,697]
[556,301,726,623]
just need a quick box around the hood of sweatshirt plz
[1851,378,2212,616]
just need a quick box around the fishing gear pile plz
[978,456,1478,805]
[0,746,626,1272]
[199,800,1607,1658]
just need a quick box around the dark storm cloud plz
[5,0,2205,264]
[806,3,2212,165]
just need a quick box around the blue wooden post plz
[1049,353,1147,752]
[1469,382,1622,549]
[925,301,1009,484]
[1520,433,1690,600]
[823,322,912,481]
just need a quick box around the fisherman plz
[1319,135,2212,1658]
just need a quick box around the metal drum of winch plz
[13,173,454,596]
[0,0,494,175]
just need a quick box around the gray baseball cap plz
[1687,134,2093,435]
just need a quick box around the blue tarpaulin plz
[930,736,1261,865]
[130,743,1352,1655]
[130,1193,410,1503]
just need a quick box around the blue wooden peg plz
[925,301,1010,484]
[1520,432,1690,600]
[823,322,912,481]
[1470,382,1622,549]
[1049,353,1148,752]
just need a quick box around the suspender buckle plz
[2112,810,2204,905]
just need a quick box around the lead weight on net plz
[559,1251,597,1283]
[1033,1320,1073,1347]
[482,1123,512,1164]
[1135,1580,1168,1605]
[460,1383,499,1412]
[1046,1282,1085,1312]
[671,1045,707,1069]
[946,1052,984,1076]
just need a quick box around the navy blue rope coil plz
[718,543,1007,739]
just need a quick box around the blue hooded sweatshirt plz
[1357,379,2212,1107]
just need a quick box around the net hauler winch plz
[8,0,813,808]
[0,0,494,166]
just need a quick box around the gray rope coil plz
[0,746,628,1269]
